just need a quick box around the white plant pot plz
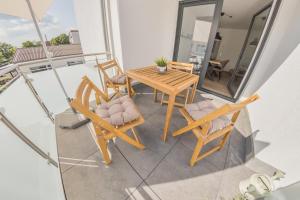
[157,66,167,73]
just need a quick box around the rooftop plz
[12,44,83,63]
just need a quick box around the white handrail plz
[0,52,111,76]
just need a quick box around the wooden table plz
[126,66,199,142]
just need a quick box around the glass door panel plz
[174,2,216,73]
[228,5,272,96]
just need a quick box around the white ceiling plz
[220,0,272,29]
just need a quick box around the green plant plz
[0,42,16,63]
[155,57,168,67]
[50,33,70,46]
[22,40,41,48]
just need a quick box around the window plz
[67,60,84,66]
[30,65,51,73]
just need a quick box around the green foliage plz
[0,42,16,63]
[50,33,70,46]
[22,40,41,48]
[155,57,168,67]
[0,52,5,63]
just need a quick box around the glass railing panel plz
[0,76,57,159]
[57,59,104,102]
[26,56,109,115]
[0,122,65,200]
[26,69,70,115]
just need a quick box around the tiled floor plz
[55,84,276,200]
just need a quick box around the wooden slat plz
[164,73,191,85]
[153,71,185,83]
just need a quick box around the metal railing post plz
[26,0,73,110]
[0,111,58,167]
[18,67,55,123]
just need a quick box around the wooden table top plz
[126,66,199,95]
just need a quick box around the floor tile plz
[146,142,223,200]
[62,146,143,200]
[127,182,161,200]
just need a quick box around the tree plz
[22,40,41,48]
[50,33,70,46]
[0,42,16,63]
[0,52,5,63]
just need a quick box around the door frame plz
[232,0,281,100]
[173,0,281,102]
[227,3,274,97]
[173,0,221,61]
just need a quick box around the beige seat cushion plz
[109,74,126,84]
[95,95,140,126]
[185,100,230,134]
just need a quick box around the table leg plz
[126,77,132,97]
[161,94,176,142]
[154,88,158,102]
[189,81,198,104]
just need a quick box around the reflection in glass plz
[176,4,215,72]
[228,6,271,96]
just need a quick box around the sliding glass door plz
[173,0,221,75]
[227,4,272,97]
[173,0,280,101]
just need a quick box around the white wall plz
[242,0,300,96]
[109,0,124,67]
[242,0,300,188]
[248,44,300,188]
[217,28,247,70]
[116,0,179,69]
[73,0,106,54]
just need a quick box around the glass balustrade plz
[0,122,65,200]
[0,53,112,200]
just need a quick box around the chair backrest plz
[168,61,193,74]
[205,94,259,125]
[70,76,117,134]
[190,94,259,136]
[98,59,123,78]
[220,59,229,69]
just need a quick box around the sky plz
[0,0,77,47]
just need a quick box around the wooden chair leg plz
[117,130,145,150]
[218,130,232,150]
[154,88,158,102]
[131,127,141,144]
[190,139,204,167]
[97,136,111,165]
[184,89,190,106]
[160,93,165,105]
[104,83,108,95]
[130,86,136,96]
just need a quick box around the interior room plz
[202,0,272,98]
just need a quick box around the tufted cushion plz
[185,100,231,134]
[109,74,126,84]
[95,95,140,126]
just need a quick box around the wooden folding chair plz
[172,95,259,167]
[154,61,194,107]
[70,76,145,165]
[97,59,135,99]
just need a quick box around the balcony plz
[1,0,300,199]
[0,56,277,200]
